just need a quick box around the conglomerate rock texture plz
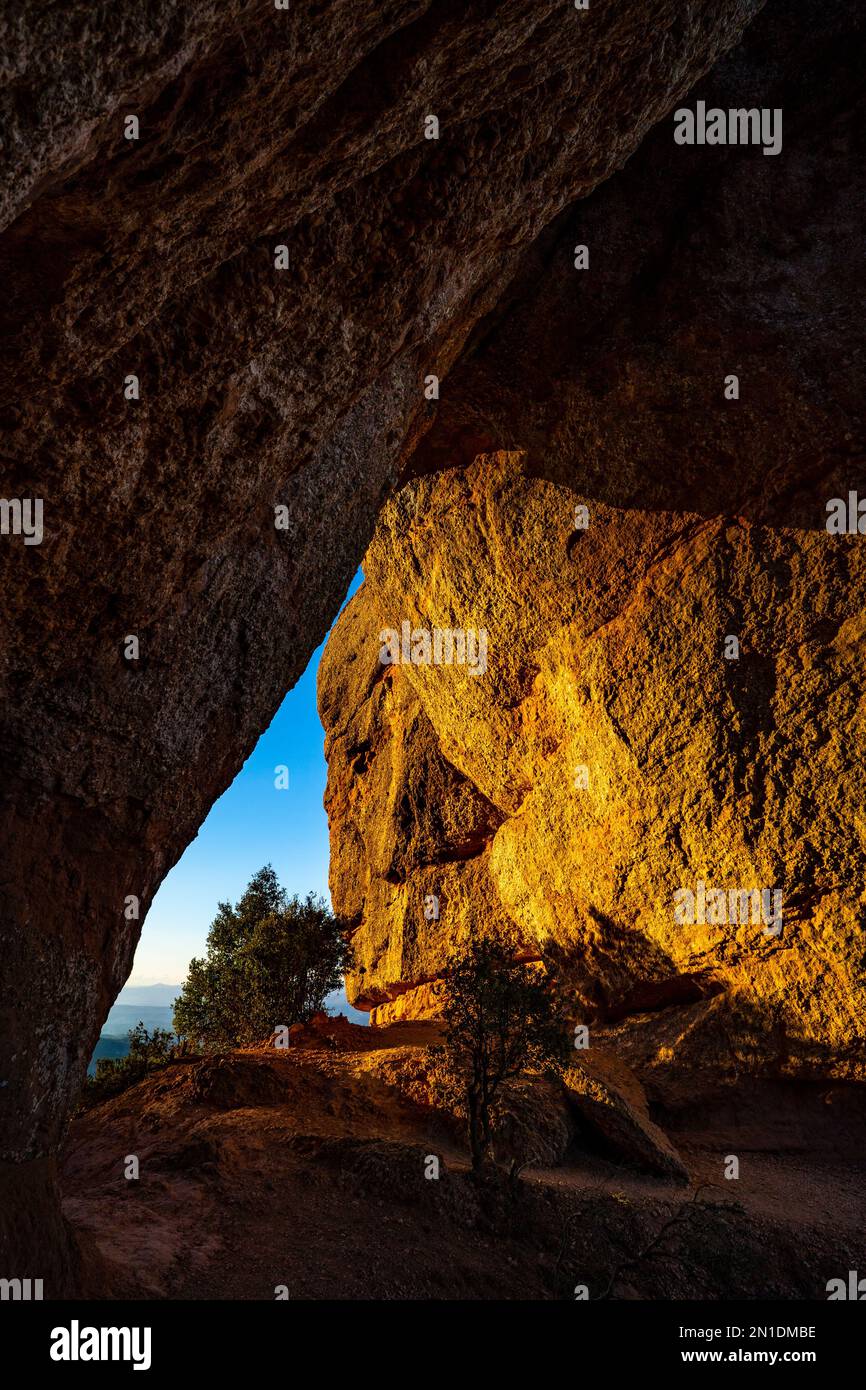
[319,0,866,1092]
[321,452,866,1087]
[0,0,768,1277]
[3,0,865,1287]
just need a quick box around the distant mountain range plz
[115,982,182,1007]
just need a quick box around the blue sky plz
[129,570,363,986]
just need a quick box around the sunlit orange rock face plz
[1,0,767,1279]
[320,450,866,1078]
[320,0,866,1078]
[2,0,864,1284]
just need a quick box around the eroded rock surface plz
[320,0,866,1087]
[322,451,866,1085]
[1,0,764,1276]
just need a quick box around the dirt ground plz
[61,1018,866,1300]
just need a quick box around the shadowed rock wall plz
[0,0,764,1279]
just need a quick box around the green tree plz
[173,866,351,1048]
[439,933,568,1172]
[126,1020,175,1065]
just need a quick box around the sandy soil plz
[62,1019,866,1300]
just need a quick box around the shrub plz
[82,1022,177,1107]
[437,933,568,1172]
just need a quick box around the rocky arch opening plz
[1,0,864,1294]
[92,567,367,1065]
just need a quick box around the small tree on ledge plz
[439,933,568,1173]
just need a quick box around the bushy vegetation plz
[172,865,352,1049]
[82,1021,178,1107]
